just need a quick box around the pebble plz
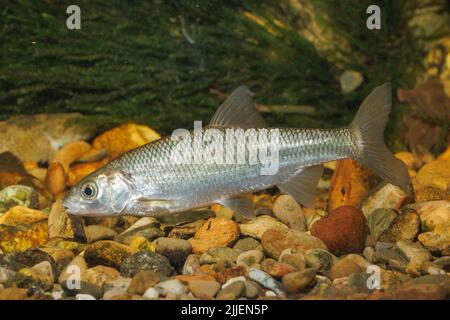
[168,219,206,240]
[222,276,247,288]
[0,287,29,300]
[0,220,48,253]
[103,288,127,300]
[143,287,159,299]
[16,261,54,291]
[328,159,377,211]
[239,215,287,239]
[304,249,337,274]
[85,225,117,243]
[373,248,408,271]
[215,265,247,284]
[272,195,306,231]
[233,237,262,252]
[154,279,187,297]
[216,281,245,300]
[189,218,240,254]
[102,276,132,292]
[339,70,364,93]
[379,208,420,242]
[120,251,173,278]
[0,185,39,213]
[84,240,138,269]
[279,248,306,271]
[409,200,449,230]
[244,280,262,299]
[416,160,450,191]
[282,268,317,294]
[182,255,202,275]
[396,240,431,276]
[92,123,160,158]
[48,200,76,239]
[236,250,263,268]
[261,258,297,278]
[311,206,367,256]
[418,222,450,252]
[367,208,398,240]
[433,256,450,272]
[199,247,239,266]
[261,227,327,259]
[329,259,363,280]
[154,237,192,265]
[0,267,16,284]
[361,184,407,218]
[127,270,160,295]
[248,268,284,296]
[75,293,96,300]
[83,265,119,287]
[62,280,103,299]
[58,255,88,285]
[188,279,220,299]
[0,205,47,226]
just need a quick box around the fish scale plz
[105,127,356,213]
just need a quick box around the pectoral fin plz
[277,165,324,208]
[208,85,266,128]
[217,196,255,221]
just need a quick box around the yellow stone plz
[128,235,155,252]
[0,206,48,226]
[416,160,450,191]
[189,218,240,254]
[93,123,161,158]
[437,146,450,161]
[0,220,48,253]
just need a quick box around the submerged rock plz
[0,185,39,213]
[272,195,306,231]
[262,226,327,259]
[282,268,317,294]
[154,237,192,266]
[84,241,138,269]
[120,251,173,278]
[311,206,367,255]
[361,184,408,218]
[239,215,287,239]
[189,218,240,254]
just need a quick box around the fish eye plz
[81,182,97,199]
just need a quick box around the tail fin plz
[349,83,410,190]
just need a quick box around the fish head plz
[63,168,132,216]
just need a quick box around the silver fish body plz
[63,84,409,218]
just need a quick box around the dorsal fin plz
[277,165,324,208]
[208,85,266,128]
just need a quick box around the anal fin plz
[277,165,324,208]
[217,196,255,222]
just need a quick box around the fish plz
[63,83,410,219]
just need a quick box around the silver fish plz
[63,83,410,219]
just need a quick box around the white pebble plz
[143,287,159,299]
[248,268,283,296]
[75,294,96,300]
[155,279,187,296]
[222,276,247,289]
[265,290,277,297]
[51,291,64,300]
